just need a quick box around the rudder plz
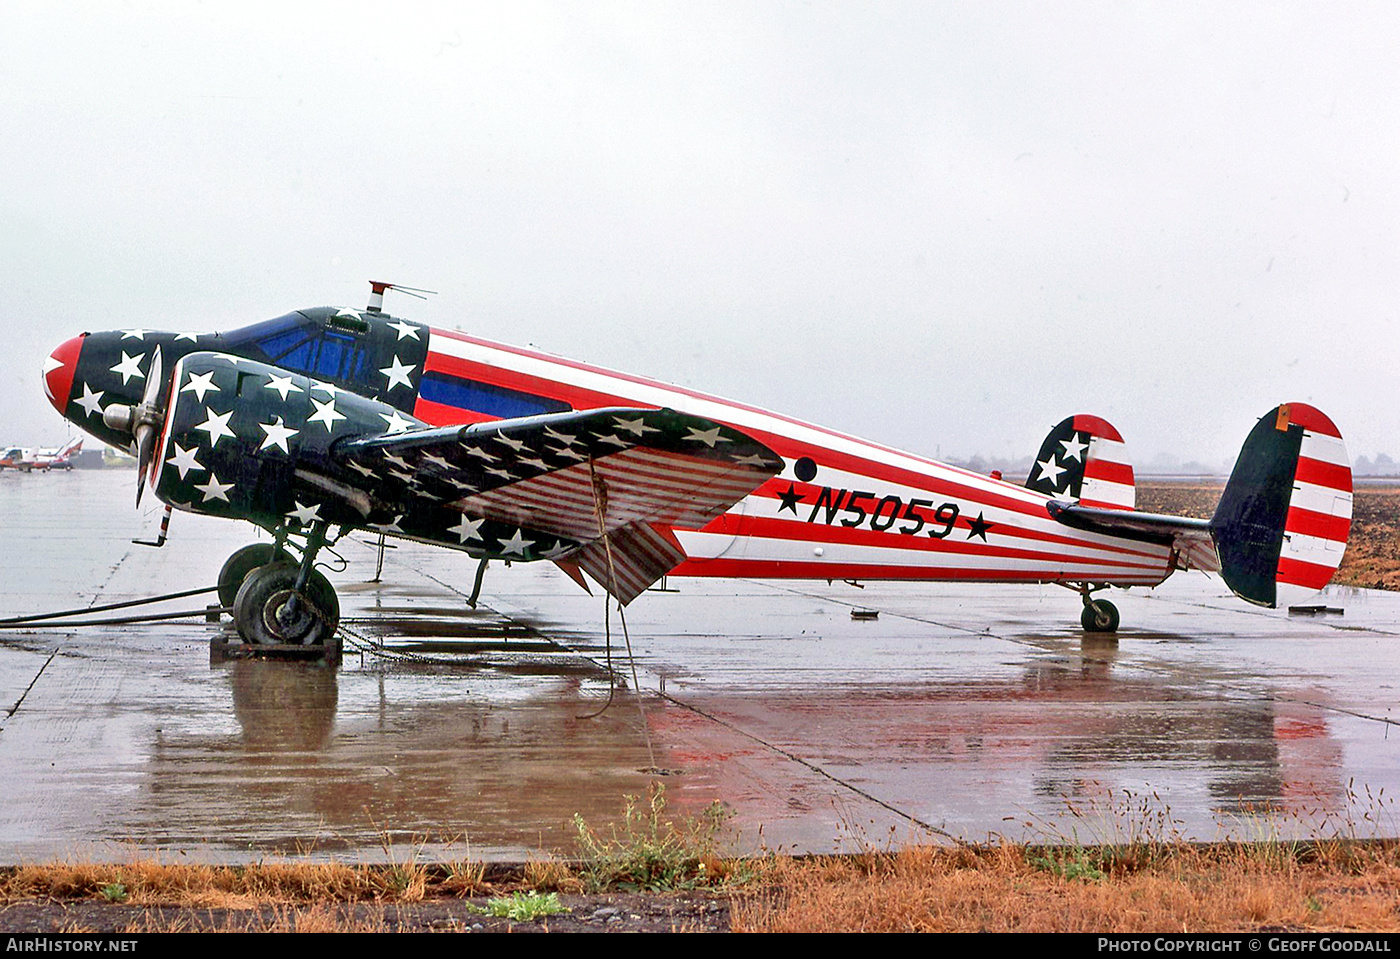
[1211,403,1352,608]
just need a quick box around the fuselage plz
[43,306,1173,589]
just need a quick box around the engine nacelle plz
[152,352,422,530]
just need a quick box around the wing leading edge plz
[334,407,784,603]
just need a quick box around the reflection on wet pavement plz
[0,471,1396,862]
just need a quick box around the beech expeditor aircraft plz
[41,283,1353,646]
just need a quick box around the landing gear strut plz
[222,523,341,647]
[1072,583,1119,633]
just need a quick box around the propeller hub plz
[102,404,135,433]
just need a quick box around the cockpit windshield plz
[219,309,369,384]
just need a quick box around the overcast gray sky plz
[3,2,1396,469]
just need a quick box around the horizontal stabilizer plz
[1046,501,1219,572]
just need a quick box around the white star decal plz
[309,379,344,397]
[519,455,548,471]
[499,528,535,556]
[287,501,322,525]
[446,477,477,491]
[595,433,628,448]
[736,454,771,467]
[541,541,574,560]
[120,328,151,340]
[257,417,299,454]
[41,355,63,377]
[388,468,414,483]
[382,451,410,469]
[462,444,498,462]
[380,410,414,434]
[1060,433,1090,462]
[165,442,203,479]
[194,408,236,447]
[347,460,376,478]
[194,474,234,503]
[74,383,105,418]
[307,397,346,431]
[110,351,146,385]
[264,373,304,401]
[180,370,220,402]
[388,319,421,341]
[543,426,581,446]
[613,416,658,436]
[494,431,525,451]
[1036,455,1067,487]
[485,466,514,480]
[174,332,201,342]
[422,453,452,470]
[370,514,404,533]
[334,307,364,322]
[684,426,726,447]
[379,356,416,391]
[448,515,485,542]
[549,445,588,462]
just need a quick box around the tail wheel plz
[233,562,340,646]
[218,543,293,609]
[1081,599,1120,633]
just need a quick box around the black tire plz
[233,562,340,646]
[1081,598,1120,633]
[218,544,292,609]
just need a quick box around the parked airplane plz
[35,437,82,470]
[41,284,1352,645]
[0,437,82,471]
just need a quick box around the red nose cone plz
[43,335,84,414]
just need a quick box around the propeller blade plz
[135,424,153,506]
[133,347,164,507]
[141,346,163,408]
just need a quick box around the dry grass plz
[1,857,443,907]
[732,842,1400,933]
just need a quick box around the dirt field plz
[1137,479,1400,590]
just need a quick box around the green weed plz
[1027,846,1107,883]
[572,782,730,892]
[470,891,568,921]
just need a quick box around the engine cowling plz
[152,352,421,530]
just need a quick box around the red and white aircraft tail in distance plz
[35,436,82,470]
[42,299,1352,643]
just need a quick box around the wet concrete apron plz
[1,471,1397,863]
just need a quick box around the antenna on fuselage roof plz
[366,280,438,313]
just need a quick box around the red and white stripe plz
[453,447,774,543]
[1076,415,1135,510]
[573,523,687,603]
[419,329,1175,591]
[1275,404,1352,607]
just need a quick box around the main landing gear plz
[1072,583,1120,634]
[217,524,340,648]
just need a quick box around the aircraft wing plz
[1046,501,1221,573]
[334,407,784,602]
